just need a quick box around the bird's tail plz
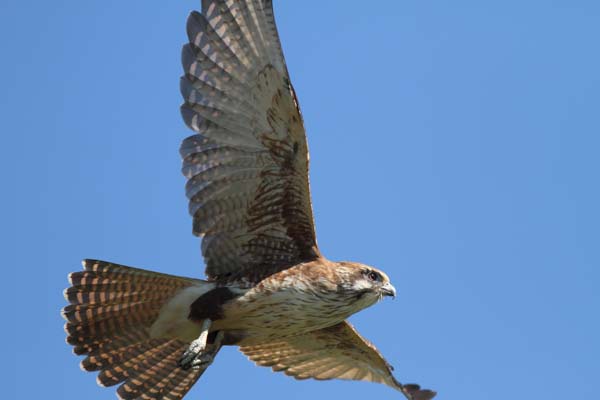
[62,259,211,400]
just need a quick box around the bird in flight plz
[62,1,436,399]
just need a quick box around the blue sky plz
[2,1,599,399]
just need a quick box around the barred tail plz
[62,259,208,400]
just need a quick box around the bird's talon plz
[178,319,212,370]
[191,353,214,370]
[178,347,215,370]
[178,342,207,369]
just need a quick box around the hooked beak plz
[381,282,397,299]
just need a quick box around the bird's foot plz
[178,338,209,370]
[177,319,212,370]
[190,352,215,370]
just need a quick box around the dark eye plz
[367,271,380,282]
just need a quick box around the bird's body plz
[150,260,389,346]
[62,1,435,399]
[215,261,379,341]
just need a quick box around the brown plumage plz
[63,260,208,400]
[241,321,433,400]
[62,1,435,399]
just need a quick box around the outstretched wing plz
[240,321,436,400]
[180,0,320,282]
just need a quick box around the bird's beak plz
[381,282,396,299]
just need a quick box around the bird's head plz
[336,262,396,310]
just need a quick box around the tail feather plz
[62,300,169,326]
[64,283,179,305]
[81,340,159,372]
[98,339,179,387]
[72,326,150,356]
[63,259,209,400]
[117,345,204,400]
[66,315,157,354]
[138,353,196,399]
[115,340,191,399]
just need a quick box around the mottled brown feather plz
[63,260,204,399]
[181,0,321,283]
[115,340,209,400]
[241,321,437,400]
[64,2,435,399]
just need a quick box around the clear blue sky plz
[2,1,599,399]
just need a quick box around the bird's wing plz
[240,321,436,400]
[180,0,320,283]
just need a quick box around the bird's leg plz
[190,330,224,370]
[178,319,211,370]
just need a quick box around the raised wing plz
[240,321,436,400]
[180,0,320,283]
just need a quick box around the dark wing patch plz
[181,1,320,283]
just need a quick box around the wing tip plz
[402,384,437,400]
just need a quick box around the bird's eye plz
[367,271,380,282]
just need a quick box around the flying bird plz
[62,1,436,399]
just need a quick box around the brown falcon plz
[62,1,436,399]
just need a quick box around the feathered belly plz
[213,284,360,340]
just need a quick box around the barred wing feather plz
[240,321,437,400]
[181,0,320,282]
